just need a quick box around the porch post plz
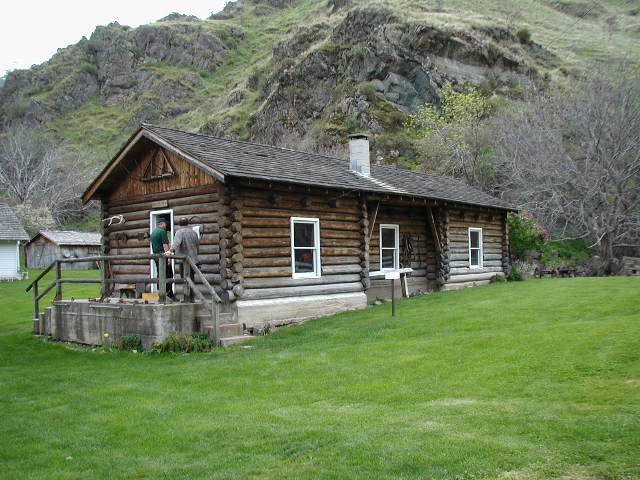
[158,255,167,303]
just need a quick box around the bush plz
[508,260,536,281]
[516,27,531,43]
[507,213,546,260]
[152,332,215,353]
[114,333,143,352]
[540,239,591,267]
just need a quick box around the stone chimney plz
[348,133,370,177]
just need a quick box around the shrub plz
[490,274,507,283]
[115,333,143,352]
[152,332,215,353]
[508,260,536,281]
[507,213,546,260]
[516,27,531,43]
[540,239,591,267]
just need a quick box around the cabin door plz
[149,209,174,293]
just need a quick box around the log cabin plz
[79,124,515,333]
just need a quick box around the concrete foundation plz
[236,292,368,328]
[48,300,199,349]
[365,277,431,303]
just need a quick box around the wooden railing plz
[25,253,223,342]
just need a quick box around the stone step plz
[218,312,235,325]
[219,323,243,338]
[219,335,254,347]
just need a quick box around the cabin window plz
[380,224,399,270]
[468,228,483,268]
[291,217,321,278]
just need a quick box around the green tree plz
[405,84,495,190]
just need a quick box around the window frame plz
[468,227,483,269]
[379,224,400,270]
[290,217,321,278]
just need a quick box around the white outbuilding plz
[0,203,29,280]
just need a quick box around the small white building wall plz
[0,240,20,280]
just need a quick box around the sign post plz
[385,271,400,317]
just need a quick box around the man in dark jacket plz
[150,217,174,299]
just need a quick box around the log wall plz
[101,149,220,294]
[235,180,365,301]
[368,201,439,296]
[443,206,509,289]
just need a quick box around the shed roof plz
[29,231,102,246]
[84,124,516,211]
[0,203,29,241]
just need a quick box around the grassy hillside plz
[1,275,638,478]
[3,0,640,162]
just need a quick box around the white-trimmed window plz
[291,217,321,278]
[468,227,483,268]
[380,224,399,270]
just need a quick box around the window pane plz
[294,222,315,248]
[382,249,395,268]
[470,249,479,266]
[382,227,396,248]
[470,231,480,248]
[294,249,315,273]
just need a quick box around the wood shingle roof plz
[28,231,102,246]
[85,124,516,211]
[0,203,29,241]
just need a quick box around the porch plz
[26,254,248,347]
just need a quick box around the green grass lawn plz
[1,274,638,479]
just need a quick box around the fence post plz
[158,255,167,303]
[183,260,191,303]
[55,261,62,301]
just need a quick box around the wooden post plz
[158,255,167,303]
[391,278,396,317]
[100,259,108,298]
[33,281,39,321]
[55,261,62,300]
[183,260,191,303]
[212,301,219,345]
[401,273,409,298]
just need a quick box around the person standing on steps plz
[170,217,200,302]
[150,217,175,299]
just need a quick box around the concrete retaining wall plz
[49,300,198,348]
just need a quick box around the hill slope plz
[1,0,639,162]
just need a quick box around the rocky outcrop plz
[248,7,537,147]
[0,19,232,126]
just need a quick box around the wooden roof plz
[27,231,102,247]
[83,124,516,211]
[0,203,29,241]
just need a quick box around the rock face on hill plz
[249,7,540,147]
[0,20,231,126]
[0,0,556,157]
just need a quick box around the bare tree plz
[493,66,640,271]
[0,124,98,230]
